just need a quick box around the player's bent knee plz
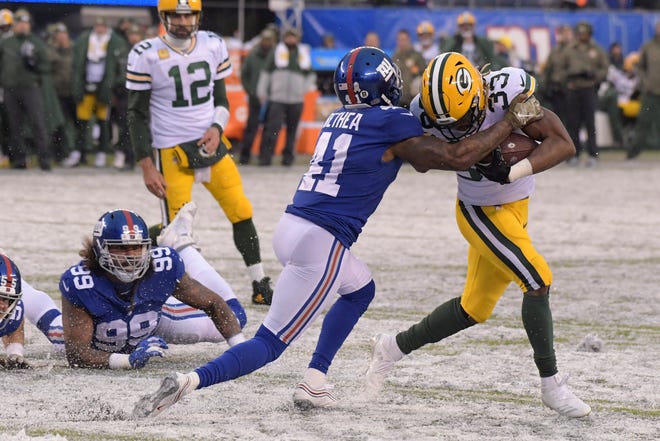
[524,285,550,297]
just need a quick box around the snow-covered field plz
[1,152,659,441]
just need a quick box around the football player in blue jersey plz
[132,46,543,417]
[1,252,64,369]
[1,254,31,369]
[366,52,590,418]
[60,209,245,370]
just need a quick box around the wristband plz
[508,158,533,183]
[227,333,246,347]
[213,106,230,132]
[5,342,24,357]
[109,353,131,370]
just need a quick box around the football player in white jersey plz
[126,0,274,306]
[366,52,591,418]
[130,47,543,418]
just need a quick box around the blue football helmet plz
[334,46,402,108]
[93,209,152,283]
[0,254,22,323]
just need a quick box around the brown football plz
[498,133,538,165]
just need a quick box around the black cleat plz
[251,277,273,305]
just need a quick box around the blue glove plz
[129,336,168,369]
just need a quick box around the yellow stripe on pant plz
[455,198,552,323]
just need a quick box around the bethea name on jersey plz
[323,111,363,131]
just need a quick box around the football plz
[498,133,538,165]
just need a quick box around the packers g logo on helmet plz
[420,52,486,141]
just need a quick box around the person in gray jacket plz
[256,28,316,166]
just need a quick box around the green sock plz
[396,296,476,354]
[232,218,261,267]
[521,292,557,377]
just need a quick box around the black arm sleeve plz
[213,79,229,110]
[127,89,153,162]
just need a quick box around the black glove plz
[475,148,511,184]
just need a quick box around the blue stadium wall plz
[300,8,660,70]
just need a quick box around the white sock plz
[384,335,405,361]
[302,368,327,388]
[247,263,265,282]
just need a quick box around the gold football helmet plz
[0,9,13,28]
[420,52,486,142]
[158,0,202,39]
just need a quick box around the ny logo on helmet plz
[376,58,395,81]
[455,67,473,96]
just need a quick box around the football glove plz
[129,336,168,369]
[0,354,32,370]
[475,148,511,184]
[505,94,543,129]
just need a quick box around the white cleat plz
[365,333,403,395]
[113,151,126,169]
[94,152,107,168]
[293,381,338,410]
[541,373,591,418]
[133,372,198,418]
[157,201,198,251]
[61,150,81,168]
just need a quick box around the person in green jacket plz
[628,21,660,159]
[0,9,53,170]
[65,17,127,168]
[440,11,495,70]
[237,27,276,165]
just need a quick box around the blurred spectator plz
[560,21,608,166]
[492,35,519,70]
[112,23,143,171]
[413,20,439,63]
[0,8,13,168]
[363,31,380,48]
[440,11,494,69]
[608,42,623,70]
[540,24,573,126]
[256,28,316,166]
[627,21,660,159]
[46,22,75,164]
[0,9,53,170]
[322,32,336,49]
[66,17,127,168]
[238,27,276,165]
[598,48,639,149]
[392,29,425,108]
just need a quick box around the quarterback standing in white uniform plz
[366,52,591,418]
[126,0,274,306]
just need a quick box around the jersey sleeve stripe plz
[216,59,231,75]
[126,70,152,84]
[521,72,536,97]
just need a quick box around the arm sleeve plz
[127,89,153,162]
[213,79,229,110]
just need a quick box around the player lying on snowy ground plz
[131,46,543,417]
[1,251,64,369]
[60,206,246,369]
